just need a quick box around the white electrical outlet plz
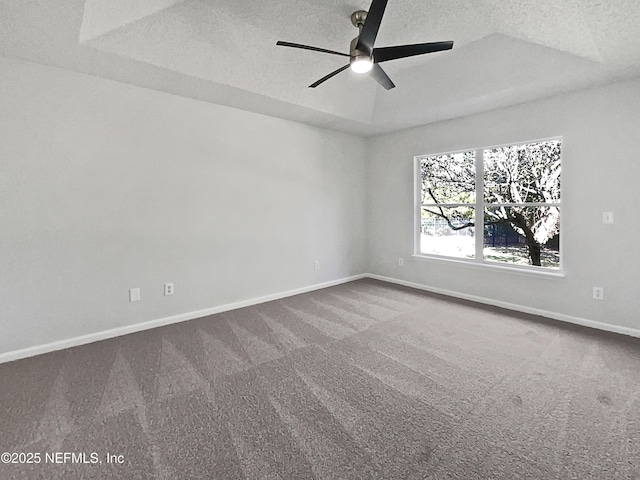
[164,283,174,296]
[314,260,320,270]
[602,212,614,224]
[129,288,141,302]
[398,257,404,266]
[593,287,604,300]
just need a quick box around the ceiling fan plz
[276,0,454,90]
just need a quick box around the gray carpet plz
[1,279,639,479]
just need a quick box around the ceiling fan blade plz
[355,0,388,54]
[309,64,350,88]
[373,41,454,63]
[371,64,395,90]
[276,41,349,57]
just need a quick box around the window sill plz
[411,254,565,278]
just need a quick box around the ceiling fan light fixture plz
[350,57,373,74]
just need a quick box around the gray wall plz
[2,55,639,358]
[366,77,640,331]
[0,57,367,355]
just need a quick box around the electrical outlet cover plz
[129,288,141,302]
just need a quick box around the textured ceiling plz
[1,0,640,135]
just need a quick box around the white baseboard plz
[368,274,640,339]
[3,271,638,364]
[0,274,367,365]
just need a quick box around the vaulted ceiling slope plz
[2,0,640,136]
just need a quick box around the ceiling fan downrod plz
[350,10,373,73]
[350,10,368,32]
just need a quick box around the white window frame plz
[413,137,563,276]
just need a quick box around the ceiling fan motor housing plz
[350,36,370,61]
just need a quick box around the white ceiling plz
[2,0,640,136]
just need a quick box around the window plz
[416,138,561,271]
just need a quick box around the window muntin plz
[416,139,561,271]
